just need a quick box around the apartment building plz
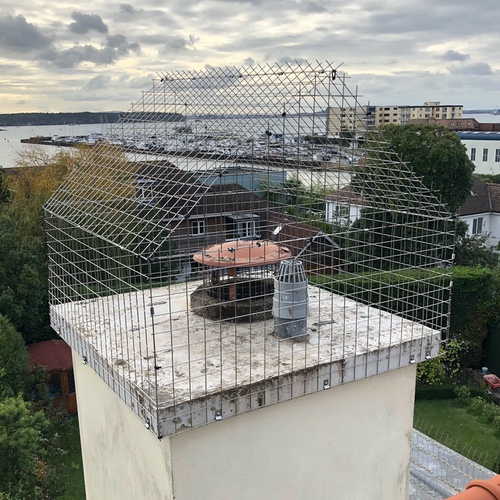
[327,101,463,134]
[458,131,500,175]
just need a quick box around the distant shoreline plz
[0,111,184,127]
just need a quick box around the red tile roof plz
[27,339,73,371]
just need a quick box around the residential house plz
[457,178,500,247]
[135,161,342,279]
[325,185,364,226]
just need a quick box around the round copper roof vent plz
[193,239,291,268]
[191,240,292,322]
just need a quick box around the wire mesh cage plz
[44,61,455,437]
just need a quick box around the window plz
[191,219,205,235]
[472,217,483,235]
[237,221,255,238]
[470,148,476,161]
[229,214,259,239]
[337,205,350,217]
[483,148,488,162]
[48,372,62,398]
[496,149,500,162]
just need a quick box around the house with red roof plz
[27,339,77,414]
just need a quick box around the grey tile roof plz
[457,179,500,216]
[410,430,495,499]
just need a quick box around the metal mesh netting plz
[45,61,454,437]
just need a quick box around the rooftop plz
[52,280,441,437]
[457,131,500,140]
[27,339,73,371]
[458,179,500,216]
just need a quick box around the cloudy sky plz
[0,0,498,113]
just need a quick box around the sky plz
[0,0,498,113]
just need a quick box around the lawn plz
[414,398,500,472]
[53,416,86,500]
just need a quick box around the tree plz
[0,396,51,498]
[261,176,327,217]
[416,338,468,385]
[0,147,82,343]
[0,169,9,204]
[374,124,475,212]
[454,221,498,268]
[0,316,59,499]
[0,315,28,397]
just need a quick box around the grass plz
[53,415,86,500]
[414,398,500,472]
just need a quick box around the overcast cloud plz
[69,12,109,35]
[0,0,498,112]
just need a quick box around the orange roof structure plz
[27,339,73,371]
[193,239,291,268]
[448,475,500,499]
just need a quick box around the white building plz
[457,131,500,175]
[457,178,500,248]
[325,186,363,226]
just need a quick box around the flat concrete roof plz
[52,281,441,436]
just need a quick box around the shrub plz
[454,385,471,406]
[469,396,487,415]
[493,415,500,432]
[416,339,468,386]
[482,402,500,423]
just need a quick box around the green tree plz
[0,168,9,204]
[454,221,498,268]
[0,147,82,343]
[261,177,327,217]
[0,211,51,342]
[0,396,51,498]
[0,315,28,397]
[0,317,61,499]
[374,124,474,212]
[416,339,468,385]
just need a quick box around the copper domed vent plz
[191,239,291,321]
